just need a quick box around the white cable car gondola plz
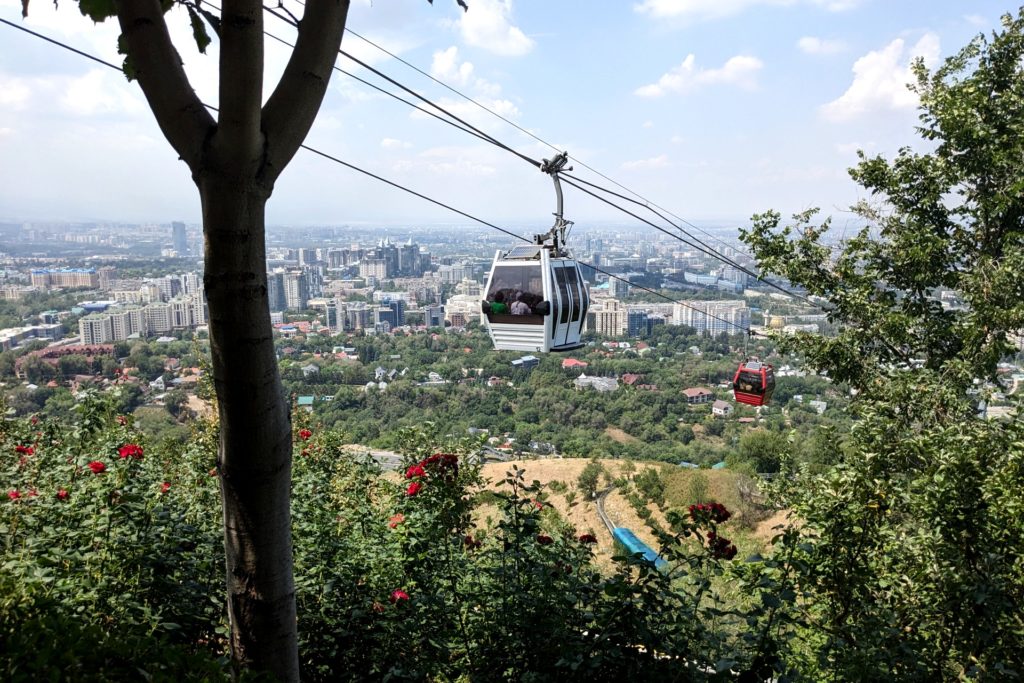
[481,152,590,352]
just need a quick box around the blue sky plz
[0,0,1016,231]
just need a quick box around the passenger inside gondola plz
[736,372,762,393]
[510,297,530,315]
[490,291,509,314]
[486,266,545,320]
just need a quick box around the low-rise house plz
[511,355,539,370]
[574,374,619,393]
[712,399,733,417]
[562,358,589,370]
[682,387,715,404]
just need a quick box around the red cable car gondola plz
[733,359,775,406]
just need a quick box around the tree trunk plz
[200,172,298,681]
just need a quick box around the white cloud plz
[642,120,654,128]
[797,36,846,55]
[821,33,940,122]
[381,138,413,150]
[634,0,861,22]
[0,75,31,109]
[431,46,475,86]
[457,0,533,57]
[670,134,684,144]
[61,69,145,116]
[635,54,762,97]
[622,154,670,170]
[393,146,499,177]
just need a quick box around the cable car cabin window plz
[565,266,582,322]
[555,267,571,324]
[485,265,544,325]
[735,371,763,393]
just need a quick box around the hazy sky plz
[0,0,1014,231]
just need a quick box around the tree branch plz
[114,0,214,172]
[214,0,265,169]
[261,0,351,183]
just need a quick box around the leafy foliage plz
[736,10,1024,680]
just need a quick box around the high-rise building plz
[593,299,628,337]
[31,268,99,289]
[267,271,286,312]
[181,272,202,295]
[359,258,388,280]
[627,309,648,337]
[97,266,117,290]
[377,298,406,327]
[298,248,319,266]
[302,264,324,298]
[378,237,400,277]
[144,302,174,334]
[399,240,421,276]
[673,300,750,335]
[80,314,113,344]
[284,270,309,310]
[109,306,147,339]
[154,275,181,301]
[609,277,630,299]
[425,305,445,328]
[171,221,188,255]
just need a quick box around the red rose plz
[161,482,171,494]
[389,589,410,603]
[7,490,20,500]
[118,444,144,460]
[30,415,39,425]
[578,533,598,544]
[87,461,106,474]
[464,534,481,550]
[406,482,422,497]
[405,464,426,480]
[532,499,544,510]
[57,489,69,501]
[536,534,554,545]
[15,445,33,455]
[389,513,405,528]
[298,429,312,441]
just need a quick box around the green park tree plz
[741,10,1024,679]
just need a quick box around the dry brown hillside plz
[474,459,773,571]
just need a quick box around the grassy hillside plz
[475,458,779,571]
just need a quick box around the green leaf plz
[187,7,212,54]
[77,0,116,23]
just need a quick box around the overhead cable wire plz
[260,5,804,304]
[281,2,754,261]
[326,9,754,259]
[263,5,783,289]
[562,170,758,274]
[0,15,753,334]
[264,5,544,172]
[558,175,812,304]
